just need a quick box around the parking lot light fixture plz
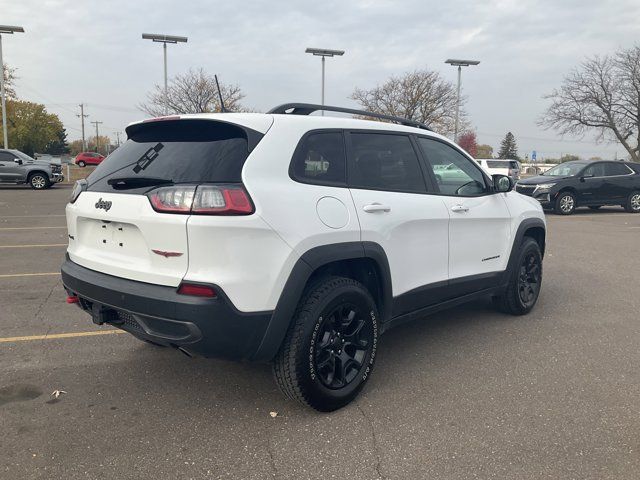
[142,33,188,115]
[0,25,25,149]
[445,58,480,142]
[305,48,345,115]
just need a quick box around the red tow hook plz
[66,295,79,304]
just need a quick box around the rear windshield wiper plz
[107,177,173,190]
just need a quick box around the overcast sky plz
[4,0,639,159]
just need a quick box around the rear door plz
[66,118,263,287]
[347,132,450,315]
[417,137,512,288]
[603,162,635,202]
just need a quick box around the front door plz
[578,162,607,205]
[0,151,22,182]
[347,132,450,316]
[416,137,512,294]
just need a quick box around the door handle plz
[363,203,391,213]
[451,204,469,213]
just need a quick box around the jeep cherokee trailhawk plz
[61,104,546,411]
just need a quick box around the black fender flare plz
[501,218,546,286]
[251,241,392,362]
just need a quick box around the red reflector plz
[66,295,79,304]
[177,283,217,298]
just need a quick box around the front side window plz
[543,162,585,177]
[583,163,606,177]
[348,133,426,193]
[418,137,488,196]
[604,162,632,176]
[290,131,346,185]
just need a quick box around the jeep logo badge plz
[95,198,112,211]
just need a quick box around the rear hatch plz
[66,117,266,287]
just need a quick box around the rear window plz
[86,120,260,194]
[487,161,511,168]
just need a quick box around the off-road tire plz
[494,237,543,315]
[273,276,379,412]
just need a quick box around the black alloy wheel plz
[314,303,374,390]
[518,252,542,309]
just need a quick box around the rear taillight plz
[177,283,217,298]
[147,184,254,215]
[70,179,87,204]
[148,186,196,213]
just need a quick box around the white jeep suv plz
[61,104,546,411]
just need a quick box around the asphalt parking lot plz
[1,185,639,480]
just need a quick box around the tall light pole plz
[0,25,25,149]
[445,58,480,142]
[142,33,188,115]
[305,48,345,115]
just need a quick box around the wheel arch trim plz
[251,241,392,362]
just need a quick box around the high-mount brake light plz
[147,184,254,215]
[177,283,217,298]
[142,115,181,123]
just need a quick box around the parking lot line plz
[0,244,66,248]
[0,226,67,231]
[0,272,60,278]
[0,330,126,343]
[0,214,66,218]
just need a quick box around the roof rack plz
[267,103,431,131]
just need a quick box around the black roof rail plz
[267,103,431,131]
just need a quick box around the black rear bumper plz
[61,258,273,361]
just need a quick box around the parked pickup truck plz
[0,149,64,189]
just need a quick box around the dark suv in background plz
[516,160,640,215]
[0,149,64,189]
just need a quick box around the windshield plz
[543,163,584,177]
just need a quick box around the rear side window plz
[604,162,632,176]
[290,131,346,185]
[86,120,259,194]
[348,133,426,193]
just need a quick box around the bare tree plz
[351,69,468,135]
[2,63,18,99]
[139,68,245,116]
[541,45,640,162]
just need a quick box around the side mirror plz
[493,174,513,193]
[580,173,593,182]
[13,158,23,165]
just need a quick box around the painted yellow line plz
[0,330,127,343]
[0,244,66,248]
[0,272,60,278]
[0,226,67,230]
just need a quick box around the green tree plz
[3,100,63,156]
[476,144,493,158]
[497,132,520,160]
[44,128,70,155]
